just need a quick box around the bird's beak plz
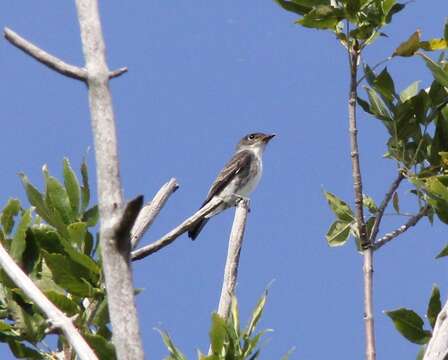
[263,134,276,143]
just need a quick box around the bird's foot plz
[232,194,251,211]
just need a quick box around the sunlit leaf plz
[83,333,116,360]
[156,328,187,360]
[392,192,400,213]
[324,192,354,222]
[393,30,421,57]
[63,158,81,218]
[80,160,90,212]
[326,220,351,246]
[419,52,448,88]
[245,290,267,338]
[209,313,227,355]
[10,209,32,263]
[1,199,21,235]
[400,81,420,103]
[420,39,448,52]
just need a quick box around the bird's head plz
[237,132,275,152]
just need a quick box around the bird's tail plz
[188,218,209,241]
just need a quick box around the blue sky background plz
[1,1,448,359]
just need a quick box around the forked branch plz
[131,178,179,249]
[4,27,127,81]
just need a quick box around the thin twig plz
[423,298,448,360]
[4,27,87,80]
[131,178,179,249]
[0,243,98,360]
[75,0,144,358]
[369,171,405,242]
[373,206,429,250]
[4,27,127,81]
[131,197,224,261]
[216,200,250,319]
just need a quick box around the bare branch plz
[4,27,127,81]
[216,200,249,319]
[347,44,376,359]
[131,197,224,261]
[131,178,179,249]
[75,0,144,358]
[109,67,128,79]
[4,27,87,81]
[373,206,429,250]
[369,171,405,242]
[0,243,98,360]
[423,298,448,360]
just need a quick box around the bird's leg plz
[232,194,251,212]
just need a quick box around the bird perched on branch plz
[188,132,275,240]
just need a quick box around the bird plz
[188,132,275,240]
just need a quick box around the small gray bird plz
[188,132,275,240]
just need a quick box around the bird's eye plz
[248,134,255,140]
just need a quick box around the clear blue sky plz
[1,1,447,359]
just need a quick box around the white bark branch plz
[373,206,429,250]
[423,298,448,360]
[3,27,127,81]
[131,197,224,261]
[75,1,144,359]
[131,178,179,249]
[216,200,249,319]
[0,243,98,360]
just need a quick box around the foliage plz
[0,159,114,359]
[158,291,292,360]
[385,285,442,357]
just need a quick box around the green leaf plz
[83,206,99,227]
[273,0,311,15]
[400,81,421,103]
[436,244,448,259]
[326,220,351,246]
[363,195,378,214]
[392,192,400,213]
[366,87,391,118]
[385,3,405,23]
[10,209,32,263]
[44,291,80,316]
[83,333,117,360]
[297,5,345,30]
[374,67,396,103]
[7,296,46,343]
[420,39,448,52]
[63,158,81,218]
[8,341,43,359]
[19,174,52,224]
[67,222,88,250]
[209,313,227,355]
[427,285,441,329]
[245,290,267,338]
[1,199,21,235]
[393,30,421,57]
[357,97,373,114]
[80,160,90,212]
[45,174,73,225]
[91,298,110,328]
[156,328,187,360]
[385,308,431,344]
[419,53,448,88]
[42,251,95,297]
[324,192,354,222]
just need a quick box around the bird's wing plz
[201,150,252,206]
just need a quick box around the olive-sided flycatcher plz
[188,132,275,240]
